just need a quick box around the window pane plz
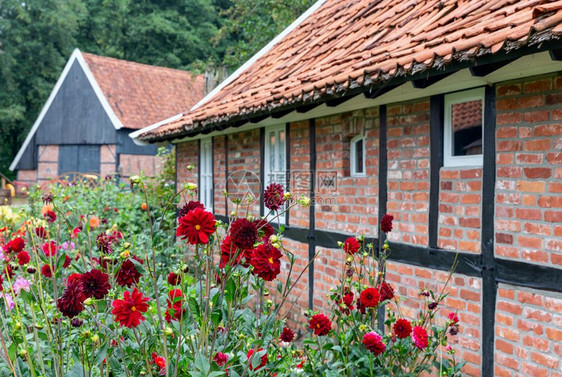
[451,100,483,156]
[355,139,363,174]
[279,130,285,173]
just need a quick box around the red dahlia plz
[448,311,459,324]
[338,291,354,314]
[362,332,386,356]
[412,326,429,349]
[264,183,286,211]
[63,255,72,268]
[377,281,395,302]
[343,237,360,255]
[219,235,253,268]
[57,278,86,318]
[178,200,205,218]
[165,289,184,323]
[308,313,331,336]
[250,243,282,281]
[81,269,110,299]
[213,352,228,366]
[6,237,25,253]
[229,218,258,249]
[167,272,181,285]
[360,288,380,308]
[280,326,295,343]
[42,241,57,257]
[254,219,274,241]
[115,256,143,287]
[35,226,47,238]
[41,264,52,278]
[176,208,216,245]
[380,214,394,233]
[111,288,150,328]
[44,210,57,223]
[17,251,30,265]
[247,348,267,370]
[393,318,412,339]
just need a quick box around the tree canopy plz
[0,0,314,179]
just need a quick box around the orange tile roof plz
[82,53,205,130]
[139,0,562,141]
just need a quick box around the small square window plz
[444,88,484,167]
[350,135,366,176]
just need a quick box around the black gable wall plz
[35,60,116,145]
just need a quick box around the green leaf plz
[194,352,210,375]
[64,363,85,377]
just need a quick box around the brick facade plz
[174,72,562,376]
[119,153,163,179]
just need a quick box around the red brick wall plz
[386,100,431,245]
[119,154,163,178]
[288,120,310,228]
[226,129,261,215]
[314,109,380,236]
[37,145,59,184]
[176,141,199,203]
[438,168,483,253]
[213,136,227,216]
[100,145,117,178]
[495,75,562,267]
[494,284,561,377]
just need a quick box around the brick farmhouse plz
[134,1,562,376]
[10,49,205,187]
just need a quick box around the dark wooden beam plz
[326,93,358,107]
[271,108,294,119]
[412,72,454,89]
[549,48,562,61]
[249,113,270,123]
[429,95,444,248]
[469,59,516,77]
[308,118,317,311]
[296,103,320,113]
[364,85,398,99]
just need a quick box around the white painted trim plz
[443,87,485,167]
[129,113,183,145]
[190,0,327,112]
[350,135,366,177]
[200,137,213,210]
[263,124,287,223]
[10,48,124,171]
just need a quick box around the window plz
[444,88,484,167]
[350,135,366,176]
[200,138,213,210]
[264,125,287,221]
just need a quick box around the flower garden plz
[0,167,464,376]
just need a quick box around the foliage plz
[216,0,315,69]
[0,179,464,376]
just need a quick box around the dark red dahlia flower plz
[362,332,386,356]
[393,318,412,339]
[250,243,282,281]
[35,226,47,238]
[42,241,57,257]
[178,200,205,218]
[6,237,25,253]
[264,183,286,211]
[309,313,331,336]
[176,208,216,245]
[115,256,143,287]
[57,278,86,318]
[254,219,274,241]
[377,281,394,302]
[96,233,114,253]
[448,311,459,324]
[229,218,258,249]
[338,291,354,314]
[41,264,52,278]
[167,272,181,285]
[213,352,228,366]
[360,288,380,308]
[164,289,184,323]
[151,353,166,371]
[219,235,253,268]
[3,265,14,279]
[44,210,57,223]
[17,251,30,265]
[280,327,295,343]
[81,269,110,299]
[343,237,360,255]
[380,214,394,233]
[247,348,267,371]
[111,287,150,328]
[63,255,71,268]
[412,326,429,349]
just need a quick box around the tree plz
[216,0,315,69]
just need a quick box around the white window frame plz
[350,135,366,177]
[199,137,213,210]
[444,87,485,167]
[263,125,287,223]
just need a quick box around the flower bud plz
[123,242,131,249]
[14,322,23,330]
[129,175,141,184]
[187,164,195,171]
[18,349,27,358]
[83,298,94,306]
[120,250,130,259]
[187,182,197,191]
[283,192,292,200]
[27,266,37,274]
[231,211,237,216]
[91,334,100,343]
[269,235,279,243]
[164,327,174,336]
